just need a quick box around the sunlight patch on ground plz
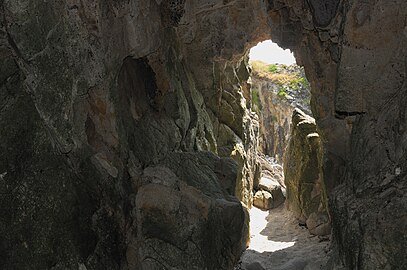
[248,207,296,253]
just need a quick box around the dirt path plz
[236,206,330,270]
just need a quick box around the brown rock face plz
[1,0,406,269]
[284,109,329,236]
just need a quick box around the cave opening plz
[248,40,313,163]
[236,40,329,269]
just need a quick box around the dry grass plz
[250,60,296,84]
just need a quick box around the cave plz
[0,1,406,270]
[238,40,329,269]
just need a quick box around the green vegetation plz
[250,60,311,111]
[251,88,262,113]
[277,86,288,97]
[250,60,310,101]
[288,76,307,91]
[268,64,278,73]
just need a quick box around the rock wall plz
[251,62,311,163]
[1,0,406,269]
[264,0,407,269]
[0,1,264,269]
[284,109,329,236]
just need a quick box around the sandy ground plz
[236,206,330,270]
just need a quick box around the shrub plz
[288,76,308,91]
[251,88,262,113]
[277,86,288,97]
[268,64,278,73]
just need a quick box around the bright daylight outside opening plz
[249,40,295,65]
[237,40,328,270]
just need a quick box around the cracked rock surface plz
[0,0,406,269]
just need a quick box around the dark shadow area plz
[118,56,158,121]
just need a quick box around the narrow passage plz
[238,40,330,270]
[236,205,330,270]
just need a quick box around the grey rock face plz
[1,0,406,269]
[251,63,311,163]
[0,0,257,268]
[307,0,341,27]
[134,152,247,270]
[266,0,407,267]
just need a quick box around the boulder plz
[253,183,285,210]
[306,212,331,236]
[253,190,273,210]
[258,155,285,189]
[258,177,286,207]
[133,151,248,269]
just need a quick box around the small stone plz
[253,190,273,210]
